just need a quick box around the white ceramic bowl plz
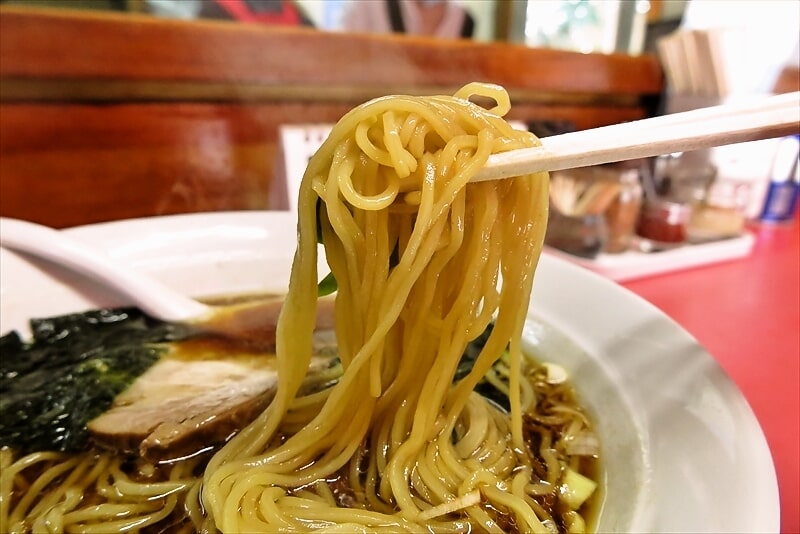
[0,212,779,533]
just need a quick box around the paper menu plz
[271,124,333,211]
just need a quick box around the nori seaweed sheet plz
[0,308,195,455]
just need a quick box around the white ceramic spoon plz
[0,217,334,343]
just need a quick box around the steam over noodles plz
[1,83,600,533]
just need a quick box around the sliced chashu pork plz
[88,298,338,462]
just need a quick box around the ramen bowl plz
[0,211,778,533]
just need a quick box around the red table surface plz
[621,212,800,534]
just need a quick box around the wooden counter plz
[0,6,663,228]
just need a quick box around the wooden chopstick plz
[472,91,800,183]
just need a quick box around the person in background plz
[199,0,313,26]
[342,0,474,39]
[145,0,313,27]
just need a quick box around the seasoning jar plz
[603,166,643,253]
[653,152,717,203]
[548,163,642,255]
[687,180,749,242]
[545,207,608,259]
[635,199,691,246]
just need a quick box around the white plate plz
[0,212,779,533]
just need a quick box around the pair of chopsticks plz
[473,91,800,183]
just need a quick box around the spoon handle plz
[0,218,210,322]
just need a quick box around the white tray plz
[544,232,756,281]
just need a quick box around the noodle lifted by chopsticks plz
[201,82,551,532]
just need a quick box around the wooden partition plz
[0,6,664,228]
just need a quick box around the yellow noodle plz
[0,448,203,534]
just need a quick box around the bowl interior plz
[0,211,777,533]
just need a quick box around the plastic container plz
[545,209,608,259]
[687,180,749,242]
[549,162,642,254]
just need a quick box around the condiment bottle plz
[636,199,691,245]
[545,210,608,259]
[603,166,643,253]
[687,180,748,242]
